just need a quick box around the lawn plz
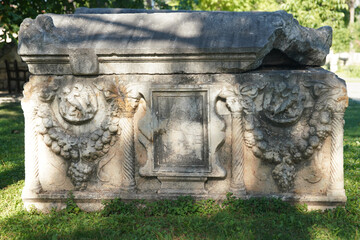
[336,65,360,82]
[0,100,359,240]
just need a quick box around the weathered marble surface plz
[18,9,347,212]
[19,10,331,75]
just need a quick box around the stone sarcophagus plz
[19,9,348,211]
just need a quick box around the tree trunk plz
[145,0,154,9]
[349,0,355,52]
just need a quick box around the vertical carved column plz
[327,112,346,197]
[22,100,42,195]
[120,114,136,190]
[230,111,246,195]
[120,88,141,191]
[220,88,246,196]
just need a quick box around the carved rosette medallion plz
[58,83,98,124]
[33,78,141,190]
[262,82,305,125]
[225,76,347,192]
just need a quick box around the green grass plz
[336,65,360,82]
[0,100,359,240]
[0,103,25,190]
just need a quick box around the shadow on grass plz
[0,164,24,189]
[344,99,360,137]
[0,102,25,190]
[0,197,358,239]
[0,102,23,116]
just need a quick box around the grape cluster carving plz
[36,80,122,190]
[240,80,337,191]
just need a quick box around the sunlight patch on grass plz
[0,181,25,218]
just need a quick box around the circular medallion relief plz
[59,83,98,124]
[262,82,305,125]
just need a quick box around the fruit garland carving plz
[35,79,130,190]
[229,77,346,191]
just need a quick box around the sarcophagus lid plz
[19,9,331,75]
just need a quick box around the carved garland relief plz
[222,77,347,192]
[28,75,346,194]
[34,78,140,190]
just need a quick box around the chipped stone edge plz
[18,11,332,75]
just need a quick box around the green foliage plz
[175,0,348,29]
[333,27,352,52]
[80,0,144,9]
[195,198,221,215]
[167,0,199,10]
[280,0,348,29]
[65,191,81,214]
[280,0,350,53]
[337,64,360,78]
[0,0,144,48]
[194,0,279,12]
[102,198,143,216]
[164,0,356,53]
[0,0,78,48]
[1,0,359,53]
[353,22,360,52]
[223,193,305,215]
[102,196,216,217]
[189,0,351,52]
[0,101,360,239]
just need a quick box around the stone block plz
[18,9,347,212]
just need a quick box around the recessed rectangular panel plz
[152,90,209,173]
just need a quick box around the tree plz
[200,0,279,11]
[347,0,360,51]
[181,0,351,52]
[0,0,80,48]
[0,0,144,48]
[0,0,357,52]
[279,0,349,52]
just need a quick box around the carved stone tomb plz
[18,9,348,211]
